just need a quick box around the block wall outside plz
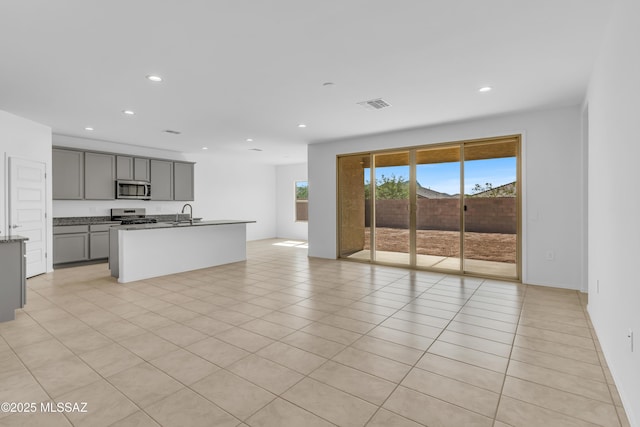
[296,201,308,221]
[364,198,516,233]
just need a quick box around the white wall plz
[188,152,276,241]
[308,106,585,290]
[0,110,53,272]
[53,134,277,241]
[276,163,308,240]
[586,0,640,424]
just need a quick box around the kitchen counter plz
[53,214,193,226]
[54,216,114,226]
[114,219,254,230]
[109,220,255,283]
[0,235,29,243]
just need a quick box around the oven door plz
[116,180,151,200]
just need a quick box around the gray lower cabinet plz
[174,162,194,201]
[85,152,116,199]
[53,224,114,265]
[89,232,109,259]
[0,240,26,322]
[53,226,89,264]
[150,159,174,200]
[89,224,112,259]
[53,148,84,199]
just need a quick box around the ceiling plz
[0,1,614,165]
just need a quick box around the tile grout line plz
[490,280,529,427]
[361,275,496,426]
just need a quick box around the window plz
[295,181,308,222]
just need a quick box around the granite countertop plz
[0,235,29,243]
[54,216,115,226]
[113,220,256,231]
[54,214,192,226]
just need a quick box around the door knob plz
[11,224,19,228]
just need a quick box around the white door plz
[9,157,47,277]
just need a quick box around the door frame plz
[337,134,522,281]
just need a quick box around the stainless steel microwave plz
[116,180,151,200]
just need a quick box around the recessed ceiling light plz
[163,129,181,135]
[202,147,208,150]
[298,123,307,128]
[246,138,253,142]
[146,75,163,82]
[249,148,263,152]
[479,86,492,92]
[322,82,335,87]
[84,127,94,131]
[122,110,135,116]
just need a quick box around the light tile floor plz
[0,239,631,427]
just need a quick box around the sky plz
[366,157,516,195]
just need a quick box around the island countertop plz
[113,219,255,231]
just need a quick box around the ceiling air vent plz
[357,98,391,111]
[163,129,181,135]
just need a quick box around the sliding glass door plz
[415,145,461,272]
[463,140,518,278]
[372,152,410,266]
[337,135,520,280]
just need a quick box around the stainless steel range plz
[111,208,158,225]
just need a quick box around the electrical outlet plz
[628,329,634,352]
[545,251,555,261]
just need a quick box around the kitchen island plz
[109,220,255,283]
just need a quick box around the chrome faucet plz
[181,203,193,223]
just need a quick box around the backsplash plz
[52,200,191,217]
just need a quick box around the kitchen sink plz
[167,218,203,226]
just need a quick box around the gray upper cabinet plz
[174,162,194,201]
[85,152,116,199]
[150,159,173,200]
[117,156,150,182]
[134,158,150,181]
[53,147,194,201]
[52,148,84,199]
[116,156,134,180]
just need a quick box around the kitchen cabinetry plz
[117,156,150,182]
[150,159,174,200]
[174,162,194,201]
[53,146,194,201]
[53,225,89,264]
[89,224,111,259]
[52,148,84,199]
[116,156,134,180]
[53,223,115,264]
[134,158,150,181]
[0,238,27,322]
[85,152,116,199]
